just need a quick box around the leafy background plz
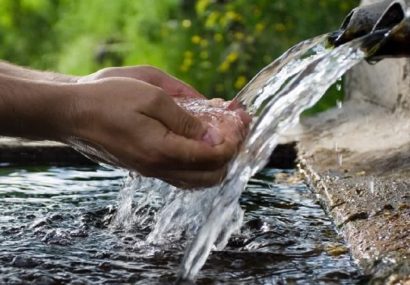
[0,0,359,113]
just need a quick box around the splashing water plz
[179,35,368,280]
[0,166,363,284]
[112,34,381,281]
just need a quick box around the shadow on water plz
[0,166,367,284]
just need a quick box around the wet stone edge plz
[297,153,410,284]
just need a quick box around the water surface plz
[0,166,364,284]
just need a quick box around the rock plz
[10,255,42,268]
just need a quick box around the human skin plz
[0,62,250,188]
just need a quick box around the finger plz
[159,131,237,170]
[227,99,246,110]
[227,99,252,128]
[234,109,253,128]
[101,66,205,98]
[160,77,205,99]
[148,68,205,99]
[131,115,235,171]
[143,92,223,144]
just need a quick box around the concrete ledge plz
[0,137,297,169]
[0,137,95,166]
[297,101,410,283]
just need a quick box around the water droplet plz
[337,153,343,167]
[369,179,375,194]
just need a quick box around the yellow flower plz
[200,39,209,48]
[205,11,220,28]
[255,23,265,33]
[246,35,255,44]
[274,23,286,33]
[220,10,242,26]
[226,51,239,63]
[180,55,193,73]
[184,51,193,58]
[225,11,242,21]
[191,35,202,44]
[214,33,223,43]
[182,19,192,28]
[234,32,245,41]
[234,75,247,90]
[196,0,210,15]
[218,61,230,73]
[184,57,193,67]
[200,51,208,60]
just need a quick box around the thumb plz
[147,93,223,145]
[173,112,225,146]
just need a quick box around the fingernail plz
[202,125,224,146]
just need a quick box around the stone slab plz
[297,101,410,283]
[0,137,95,166]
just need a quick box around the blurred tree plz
[0,0,64,69]
[0,0,359,111]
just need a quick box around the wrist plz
[0,77,79,141]
[27,81,78,141]
[63,80,105,142]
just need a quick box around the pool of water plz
[0,166,365,284]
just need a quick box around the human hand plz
[67,78,241,188]
[175,97,252,148]
[79,65,204,99]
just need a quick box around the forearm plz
[0,74,77,140]
[0,61,80,83]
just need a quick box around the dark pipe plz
[370,15,410,58]
[328,0,406,46]
[329,0,410,59]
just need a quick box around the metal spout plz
[328,0,410,59]
[370,11,410,58]
[329,0,406,46]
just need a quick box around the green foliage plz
[0,0,63,68]
[0,0,181,74]
[172,0,359,103]
[52,0,182,75]
[0,0,359,112]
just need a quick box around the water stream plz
[180,34,372,280]
[110,34,372,281]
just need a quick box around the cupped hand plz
[79,65,204,99]
[68,78,242,188]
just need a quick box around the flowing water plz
[0,166,365,284]
[0,33,384,284]
[111,34,373,281]
[179,35,366,280]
